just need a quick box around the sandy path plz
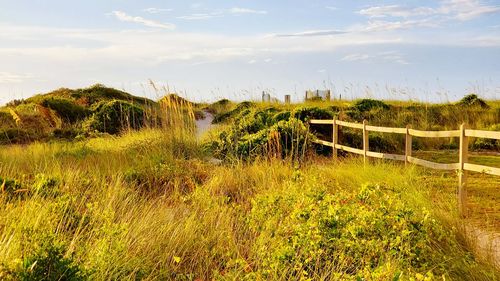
[195,111,214,138]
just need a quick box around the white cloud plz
[326,6,338,11]
[440,0,500,21]
[274,29,347,37]
[247,59,257,64]
[177,12,223,20]
[143,8,173,14]
[0,24,407,67]
[263,58,272,63]
[178,7,267,20]
[0,72,33,83]
[229,7,268,15]
[359,1,500,23]
[342,52,409,65]
[341,54,372,61]
[359,5,436,18]
[362,19,441,32]
[110,11,176,30]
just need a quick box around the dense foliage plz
[84,100,145,134]
[0,124,498,280]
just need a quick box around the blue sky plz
[0,0,499,104]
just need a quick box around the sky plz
[0,0,500,104]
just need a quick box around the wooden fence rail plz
[309,119,500,216]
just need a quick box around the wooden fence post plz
[363,120,369,165]
[405,125,412,166]
[332,117,338,160]
[459,123,469,217]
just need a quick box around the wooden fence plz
[309,118,500,216]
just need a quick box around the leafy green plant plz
[351,99,390,112]
[85,100,145,134]
[0,176,25,199]
[472,124,500,150]
[11,233,87,281]
[248,180,460,279]
[41,97,90,123]
[458,94,489,109]
[33,174,60,198]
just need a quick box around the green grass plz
[0,128,498,280]
[0,92,499,280]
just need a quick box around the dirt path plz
[465,224,500,269]
[195,111,222,165]
[195,111,214,138]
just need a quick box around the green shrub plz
[52,128,82,140]
[0,176,25,199]
[212,101,255,123]
[85,100,145,134]
[73,84,151,106]
[291,106,334,122]
[472,124,500,150]
[205,99,232,115]
[33,174,60,198]
[458,94,489,108]
[272,111,291,123]
[0,111,15,128]
[9,234,87,281]
[351,99,390,112]
[0,128,30,145]
[248,181,459,279]
[41,97,90,123]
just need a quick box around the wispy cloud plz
[341,54,372,62]
[229,7,268,15]
[177,12,223,20]
[143,8,173,14]
[362,19,441,32]
[442,0,500,21]
[359,5,435,18]
[274,29,347,37]
[342,51,409,65]
[110,11,176,30]
[326,6,338,11]
[178,7,267,20]
[359,0,500,22]
[0,72,33,83]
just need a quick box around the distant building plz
[305,90,331,101]
[284,95,291,104]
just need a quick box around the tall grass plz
[0,95,499,280]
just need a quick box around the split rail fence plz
[309,118,500,216]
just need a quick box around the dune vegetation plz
[0,85,499,280]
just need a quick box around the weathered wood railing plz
[309,118,500,216]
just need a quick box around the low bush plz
[41,97,90,123]
[351,99,390,112]
[458,94,489,109]
[212,101,255,124]
[0,176,25,199]
[33,174,60,198]
[85,100,145,134]
[0,128,30,145]
[2,232,87,281]
[472,124,500,150]
[247,179,471,280]
[291,106,334,122]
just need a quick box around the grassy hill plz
[0,89,499,280]
[204,95,499,161]
[0,85,162,144]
